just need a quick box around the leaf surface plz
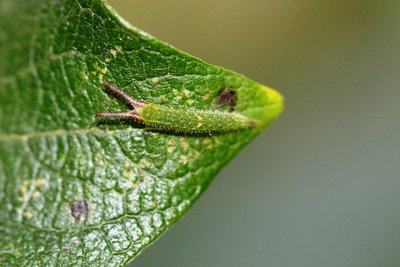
[0,0,283,266]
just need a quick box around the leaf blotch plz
[71,200,88,221]
[216,89,237,111]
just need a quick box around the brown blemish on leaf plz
[139,177,145,184]
[125,166,132,172]
[19,181,29,193]
[35,178,47,186]
[24,210,33,219]
[202,138,214,149]
[180,139,189,150]
[216,89,237,112]
[180,155,189,165]
[248,119,258,127]
[202,92,212,100]
[71,200,88,221]
[138,159,150,169]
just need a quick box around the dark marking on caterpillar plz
[71,200,88,221]
[216,89,237,112]
[96,82,258,134]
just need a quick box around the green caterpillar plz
[96,82,257,134]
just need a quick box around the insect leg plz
[103,82,145,109]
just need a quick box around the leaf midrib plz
[0,127,143,142]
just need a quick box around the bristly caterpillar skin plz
[96,82,258,134]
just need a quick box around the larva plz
[96,82,258,134]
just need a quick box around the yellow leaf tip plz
[259,84,285,124]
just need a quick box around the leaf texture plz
[0,0,283,266]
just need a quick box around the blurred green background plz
[108,0,400,266]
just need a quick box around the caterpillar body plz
[96,82,258,134]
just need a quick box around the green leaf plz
[0,0,283,266]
